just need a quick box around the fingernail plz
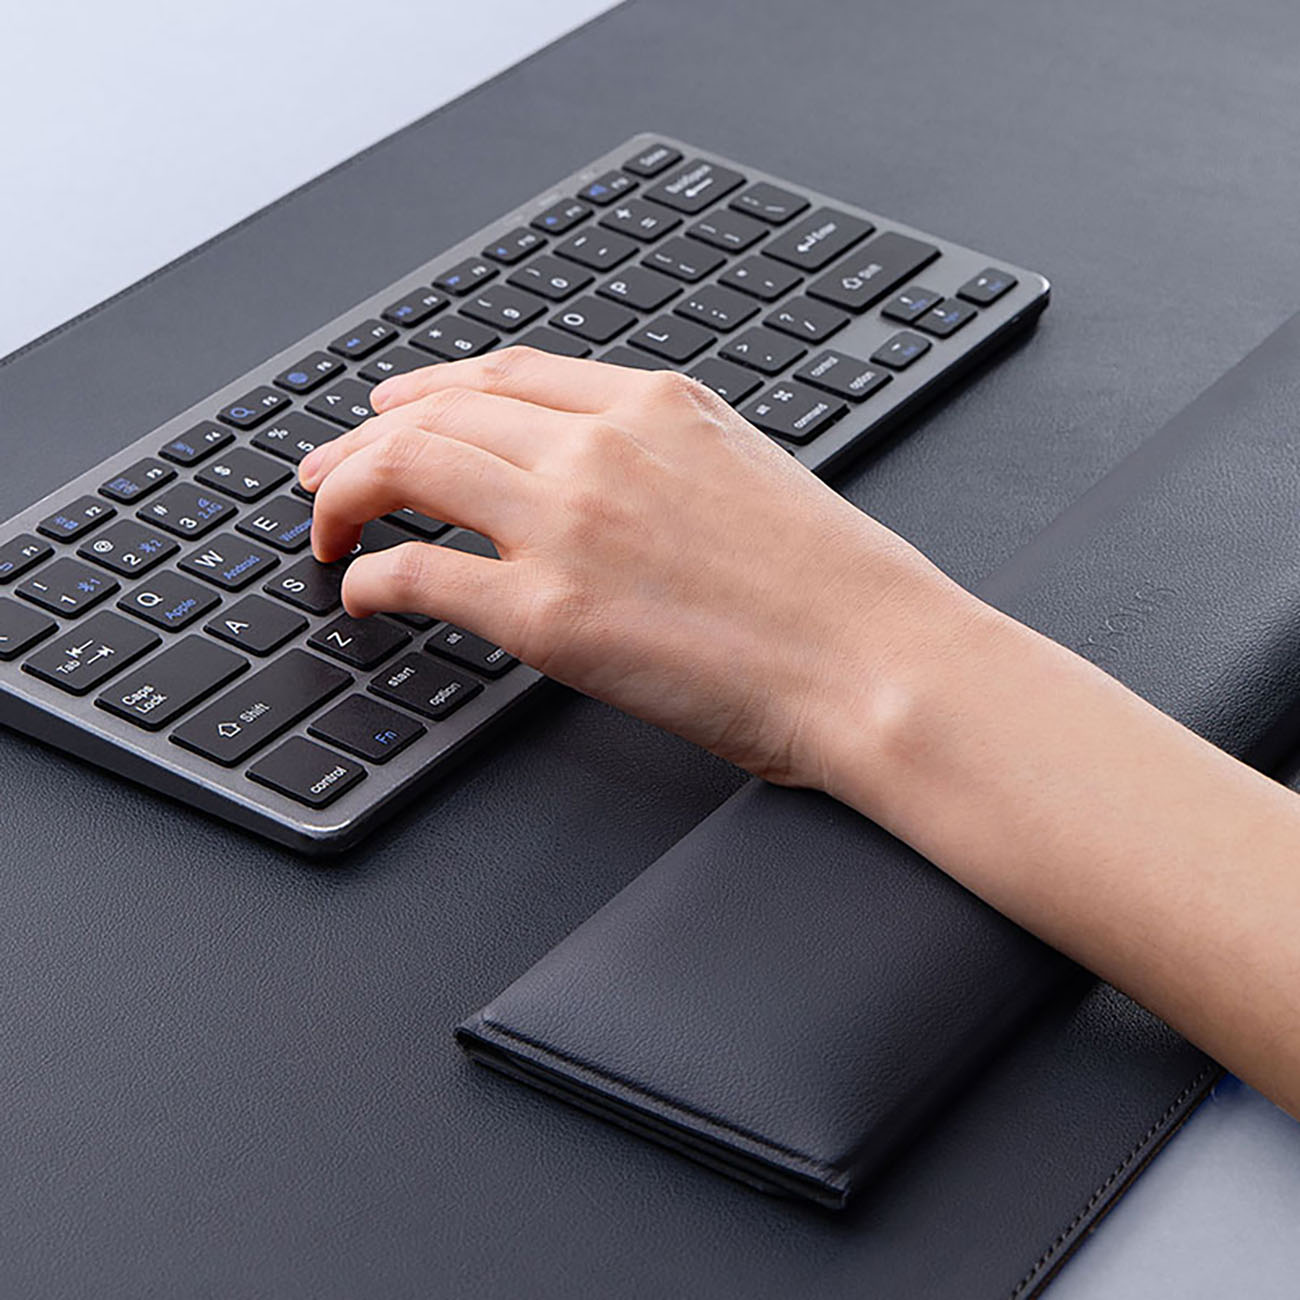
[370,380,394,410]
[298,449,324,487]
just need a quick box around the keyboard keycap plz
[555,228,637,272]
[179,534,280,591]
[237,495,315,553]
[0,597,56,661]
[171,649,351,767]
[0,534,54,584]
[531,198,591,235]
[881,285,944,324]
[381,288,448,328]
[718,326,807,375]
[159,422,234,465]
[461,285,548,333]
[425,624,518,678]
[306,378,377,428]
[204,594,307,656]
[644,158,745,214]
[764,296,850,343]
[741,382,848,444]
[598,199,681,242]
[264,555,346,614]
[23,610,159,695]
[370,653,482,721]
[99,458,176,504]
[871,330,932,370]
[762,208,874,272]
[512,326,592,358]
[329,319,398,360]
[434,257,497,296]
[251,411,344,464]
[628,316,715,363]
[642,237,725,283]
[274,351,344,393]
[195,447,291,502]
[359,346,431,384]
[718,255,802,301]
[600,347,671,371]
[385,508,449,540]
[247,737,366,808]
[957,267,1017,305]
[577,170,638,205]
[309,694,426,763]
[686,208,768,253]
[551,297,638,344]
[687,357,762,405]
[793,351,892,402]
[482,227,547,264]
[808,232,940,311]
[77,520,178,576]
[16,557,118,617]
[730,182,809,225]
[622,142,682,178]
[119,571,221,631]
[138,484,236,538]
[674,284,759,332]
[916,299,977,337]
[309,614,411,670]
[38,496,116,542]
[218,385,289,429]
[410,317,499,361]
[507,256,594,301]
[440,530,498,560]
[96,636,248,731]
[596,266,681,312]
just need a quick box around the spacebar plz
[170,648,351,766]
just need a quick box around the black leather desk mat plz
[2,1,1298,1295]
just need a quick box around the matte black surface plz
[1,1,1298,1297]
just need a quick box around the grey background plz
[3,1,1300,1295]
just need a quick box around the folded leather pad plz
[459,313,1300,1225]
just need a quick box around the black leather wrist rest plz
[458,309,1300,1208]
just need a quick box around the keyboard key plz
[808,232,940,311]
[440,530,498,560]
[577,170,637,205]
[385,508,449,540]
[274,351,344,393]
[644,158,745,214]
[218,385,289,429]
[957,267,1017,305]
[329,319,398,360]
[179,534,280,591]
[309,694,426,763]
[38,496,116,542]
[555,228,637,272]
[359,346,431,384]
[730,182,809,225]
[99,457,176,504]
[686,208,768,253]
[507,256,594,301]
[171,649,351,767]
[119,571,221,631]
[306,378,377,428]
[0,597,56,661]
[622,142,682,178]
[598,198,680,242]
[916,299,977,337]
[309,613,411,669]
[762,208,874,272]
[96,636,248,731]
[741,382,848,444]
[793,350,892,402]
[719,255,802,301]
[77,520,178,576]
[871,330,932,370]
[138,484,236,538]
[674,284,759,332]
[159,422,233,465]
[410,317,499,361]
[600,347,672,371]
[195,447,291,502]
[252,411,344,464]
[370,653,482,721]
[764,296,850,343]
[532,198,591,235]
[17,557,118,617]
[0,534,52,584]
[596,266,680,312]
[551,297,637,344]
[643,237,725,283]
[461,285,548,333]
[23,610,159,695]
[482,227,546,264]
[381,288,448,328]
[264,555,346,614]
[204,594,307,656]
[719,326,807,374]
[881,285,944,324]
[512,326,592,358]
[425,624,518,678]
[687,357,762,405]
[247,736,367,808]
[627,316,715,363]
[238,495,315,553]
[434,257,497,296]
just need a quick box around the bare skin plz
[300,347,1300,1119]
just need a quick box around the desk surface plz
[4,2,1300,1297]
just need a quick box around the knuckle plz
[368,427,425,481]
[385,541,433,600]
[480,346,529,387]
[415,384,475,428]
[647,368,702,407]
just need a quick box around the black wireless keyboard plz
[0,134,1050,853]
